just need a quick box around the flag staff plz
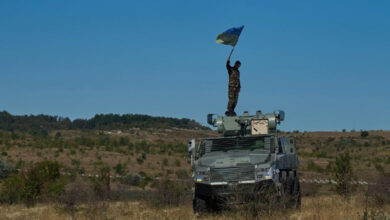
[228,46,235,59]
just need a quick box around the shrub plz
[92,166,111,199]
[136,157,143,165]
[329,152,354,196]
[0,160,64,205]
[71,159,80,167]
[120,173,141,186]
[23,160,62,205]
[60,177,95,210]
[0,158,15,179]
[45,178,66,200]
[138,172,152,189]
[114,163,126,175]
[174,159,181,167]
[0,175,26,204]
[162,158,169,166]
[374,163,384,174]
[360,130,369,138]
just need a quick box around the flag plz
[216,25,244,46]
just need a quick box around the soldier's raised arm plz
[226,58,232,73]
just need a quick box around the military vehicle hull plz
[190,111,301,213]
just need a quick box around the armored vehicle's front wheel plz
[280,172,301,209]
[193,196,208,214]
[292,176,301,209]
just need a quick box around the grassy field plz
[0,128,389,219]
[1,129,388,181]
[0,194,389,220]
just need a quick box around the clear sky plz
[1,1,389,131]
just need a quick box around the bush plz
[23,161,62,205]
[374,163,384,174]
[174,159,181,167]
[0,158,15,179]
[162,158,168,166]
[60,177,95,211]
[136,157,143,165]
[360,130,369,137]
[114,163,126,175]
[0,175,26,204]
[92,166,111,199]
[120,173,141,186]
[329,152,354,196]
[0,160,64,205]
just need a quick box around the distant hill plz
[0,111,210,134]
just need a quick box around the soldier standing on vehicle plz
[225,57,241,116]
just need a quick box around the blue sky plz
[1,1,389,131]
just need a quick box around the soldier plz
[225,57,241,116]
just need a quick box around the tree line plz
[0,111,209,134]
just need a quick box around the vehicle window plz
[207,136,268,152]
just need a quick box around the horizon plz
[1,109,387,133]
[1,1,389,131]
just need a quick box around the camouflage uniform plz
[226,60,241,115]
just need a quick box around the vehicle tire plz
[292,176,301,209]
[193,196,208,214]
[280,179,293,208]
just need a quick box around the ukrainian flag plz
[216,25,244,46]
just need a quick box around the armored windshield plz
[201,135,273,152]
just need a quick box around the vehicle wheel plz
[193,196,208,214]
[292,176,301,209]
[282,173,298,208]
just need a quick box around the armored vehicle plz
[189,110,300,213]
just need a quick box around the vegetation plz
[0,158,15,179]
[0,111,209,134]
[360,130,369,138]
[328,152,354,196]
[0,113,389,219]
[0,161,64,205]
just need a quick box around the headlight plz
[195,167,210,182]
[255,165,272,180]
[264,167,273,179]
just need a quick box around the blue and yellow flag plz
[216,25,244,46]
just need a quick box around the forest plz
[0,111,209,135]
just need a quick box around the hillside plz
[0,127,388,181]
[0,117,389,219]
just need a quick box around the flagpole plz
[228,46,235,59]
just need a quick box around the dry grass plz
[0,195,388,220]
[1,129,389,180]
